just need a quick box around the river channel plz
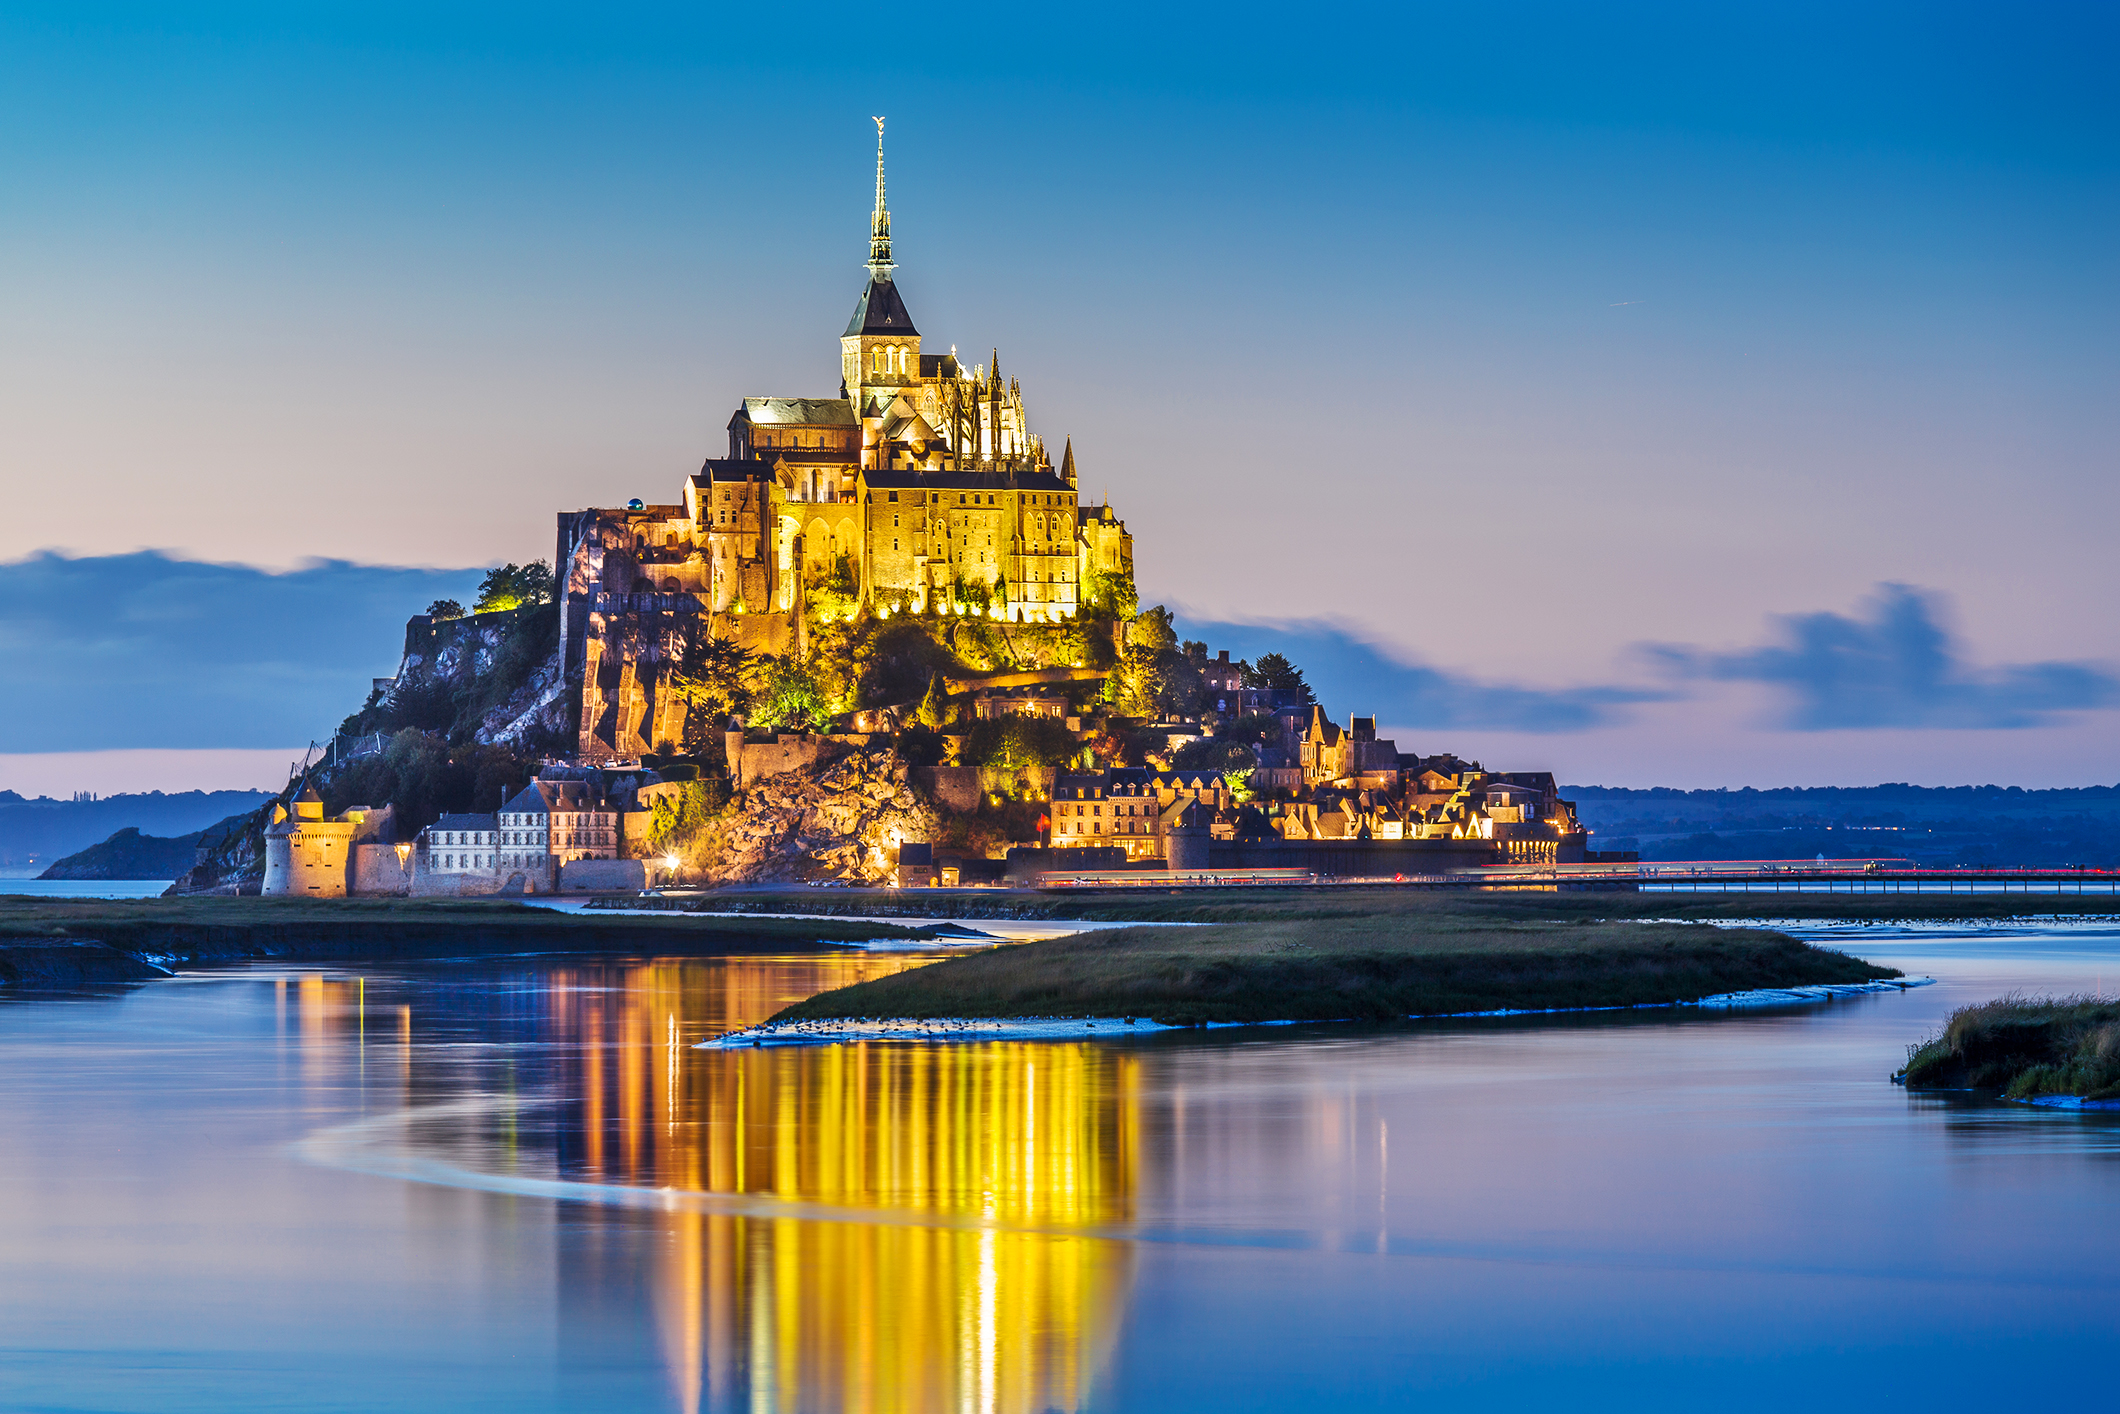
[3,920,2117,1411]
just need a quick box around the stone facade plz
[563,133,1134,764]
[261,788,395,897]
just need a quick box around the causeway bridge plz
[1036,859,2120,894]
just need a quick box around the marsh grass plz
[1899,994,2120,1100]
[0,895,938,982]
[771,913,1900,1025]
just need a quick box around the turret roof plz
[845,277,919,336]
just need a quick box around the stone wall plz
[725,731,853,787]
[914,765,982,813]
[1205,838,1501,875]
[350,843,412,896]
[560,858,648,893]
[410,857,555,897]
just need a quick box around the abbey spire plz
[867,116,894,279]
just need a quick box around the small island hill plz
[234,129,1602,899]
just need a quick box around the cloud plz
[1645,583,2119,730]
[0,551,483,752]
[1173,613,1665,733]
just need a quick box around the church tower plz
[841,118,921,415]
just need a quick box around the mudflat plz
[772,907,1904,1025]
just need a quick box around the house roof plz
[695,458,776,484]
[859,466,1076,493]
[845,277,919,336]
[427,813,496,833]
[738,397,857,427]
[500,781,605,816]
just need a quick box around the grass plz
[769,912,1901,1025]
[1898,995,2120,1100]
[0,894,945,985]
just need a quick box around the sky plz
[1,2,2115,795]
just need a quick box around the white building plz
[499,779,618,868]
[419,813,499,875]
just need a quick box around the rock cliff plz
[692,751,942,884]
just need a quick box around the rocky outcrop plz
[695,751,943,884]
[471,643,571,748]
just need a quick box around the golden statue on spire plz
[868,116,894,279]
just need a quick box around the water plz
[0,879,176,899]
[2,924,2117,1412]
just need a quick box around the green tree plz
[647,778,732,854]
[965,716,1077,770]
[915,674,951,729]
[1127,605,1177,651]
[427,599,465,620]
[473,560,555,613]
[668,625,755,730]
[1085,570,1138,620]
[750,658,834,732]
[1243,652,1313,705]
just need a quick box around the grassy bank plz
[770,913,1902,1025]
[0,895,945,988]
[1899,995,2120,1100]
[682,886,2120,927]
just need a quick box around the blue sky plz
[2,3,2115,791]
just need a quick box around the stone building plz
[1051,767,1239,861]
[261,787,398,897]
[500,778,619,867]
[419,814,500,875]
[562,122,1134,764]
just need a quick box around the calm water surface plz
[2,922,2117,1412]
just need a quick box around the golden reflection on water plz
[571,958,1139,1414]
[287,956,1139,1414]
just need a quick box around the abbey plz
[561,124,1132,764]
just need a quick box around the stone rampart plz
[913,766,982,814]
[560,858,648,893]
[725,731,854,787]
[350,843,412,897]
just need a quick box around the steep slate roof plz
[426,813,496,834]
[500,781,605,816]
[860,466,1077,494]
[695,458,777,484]
[740,397,856,426]
[845,277,919,336]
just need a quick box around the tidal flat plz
[770,910,1904,1025]
[0,894,945,987]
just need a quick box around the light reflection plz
[312,955,1140,1414]
[554,959,1138,1414]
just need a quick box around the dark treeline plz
[1567,784,2120,868]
